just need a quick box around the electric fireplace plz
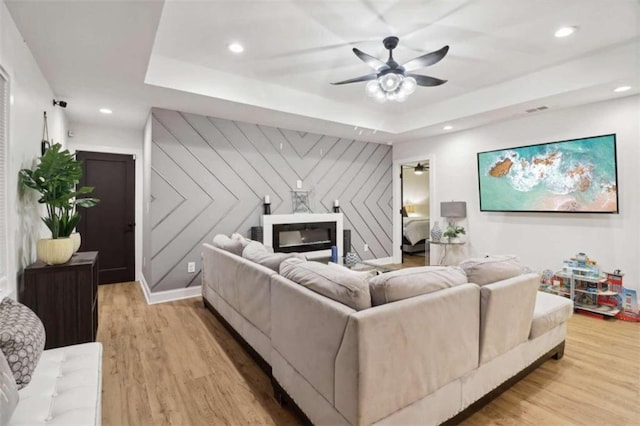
[273,222,336,253]
[261,213,344,259]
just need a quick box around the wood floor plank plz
[97,282,639,426]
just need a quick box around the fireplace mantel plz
[261,213,344,259]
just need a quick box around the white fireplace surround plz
[261,213,343,259]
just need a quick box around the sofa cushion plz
[460,255,522,286]
[231,232,252,250]
[0,298,46,389]
[326,261,378,280]
[212,234,244,256]
[369,266,468,306]
[478,273,539,364]
[530,292,574,339]
[0,350,19,425]
[280,258,372,311]
[242,241,304,272]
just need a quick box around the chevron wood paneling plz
[149,108,392,292]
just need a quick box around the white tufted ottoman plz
[9,342,102,425]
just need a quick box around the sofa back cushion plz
[478,273,539,364]
[460,255,522,286]
[0,350,18,425]
[280,258,372,311]
[242,241,304,272]
[0,297,46,389]
[369,266,468,306]
[212,234,244,256]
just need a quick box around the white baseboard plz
[365,256,394,265]
[138,275,202,305]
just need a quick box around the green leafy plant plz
[443,225,466,241]
[20,143,99,239]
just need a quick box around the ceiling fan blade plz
[407,74,448,86]
[352,48,387,71]
[331,74,378,85]
[402,46,449,72]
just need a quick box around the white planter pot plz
[70,232,81,253]
[37,238,74,265]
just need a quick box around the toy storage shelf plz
[552,267,620,317]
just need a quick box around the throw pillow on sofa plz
[0,350,19,425]
[459,255,522,286]
[212,234,244,256]
[243,241,304,272]
[280,258,372,311]
[230,233,252,250]
[0,297,46,389]
[369,266,468,306]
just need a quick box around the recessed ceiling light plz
[614,86,631,93]
[228,42,244,53]
[554,26,577,38]
[99,108,112,114]
[443,125,453,130]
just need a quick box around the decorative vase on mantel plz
[430,221,442,242]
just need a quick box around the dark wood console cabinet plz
[19,251,99,350]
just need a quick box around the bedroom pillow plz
[242,241,304,272]
[0,297,46,389]
[280,258,372,311]
[459,255,522,286]
[212,234,244,256]
[369,266,468,306]
[0,350,19,425]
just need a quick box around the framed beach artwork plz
[477,134,618,213]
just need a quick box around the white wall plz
[394,95,640,289]
[142,113,152,294]
[0,1,67,297]
[66,122,144,283]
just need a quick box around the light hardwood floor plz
[98,282,640,426]
[400,253,429,268]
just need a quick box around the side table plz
[19,251,99,350]
[427,240,466,265]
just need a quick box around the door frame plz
[69,143,143,283]
[393,153,436,265]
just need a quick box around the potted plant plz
[443,224,466,243]
[20,144,99,265]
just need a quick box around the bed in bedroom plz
[402,218,430,254]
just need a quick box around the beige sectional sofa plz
[202,238,573,425]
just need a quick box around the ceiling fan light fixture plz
[379,73,402,92]
[400,77,417,95]
[414,163,425,175]
[374,91,387,103]
[366,80,381,97]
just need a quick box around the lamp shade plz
[441,201,466,218]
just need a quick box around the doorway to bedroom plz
[401,161,430,266]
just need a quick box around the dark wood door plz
[77,151,135,284]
